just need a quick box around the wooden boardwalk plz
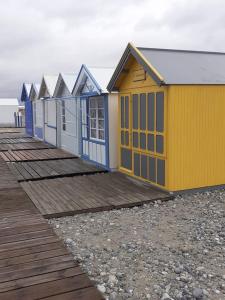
[8,158,106,182]
[0,128,23,133]
[0,148,76,162]
[0,156,103,298]
[21,172,172,218]
[0,137,36,144]
[0,142,55,151]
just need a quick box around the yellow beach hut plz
[107,43,225,192]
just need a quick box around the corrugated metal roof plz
[0,98,19,106]
[61,73,77,93]
[88,67,115,92]
[138,47,225,84]
[43,75,58,96]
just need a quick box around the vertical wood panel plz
[168,85,225,191]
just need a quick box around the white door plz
[34,100,44,140]
[60,99,80,155]
[44,100,57,146]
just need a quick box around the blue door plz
[25,101,33,136]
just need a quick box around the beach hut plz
[107,43,225,192]
[29,83,40,137]
[37,75,58,143]
[73,65,118,169]
[53,73,78,154]
[20,83,32,134]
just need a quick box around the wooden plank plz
[0,236,59,252]
[45,287,104,300]
[0,242,63,260]
[0,229,54,245]
[0,248,69,268]
[0,274,93,300]
[0,223,49,238]
[0,267,84,293]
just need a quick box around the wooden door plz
[119,94,132,172]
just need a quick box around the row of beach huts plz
[20,43,225,193]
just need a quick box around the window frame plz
[89,97,105,142]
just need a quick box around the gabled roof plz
[73,65,115,95]
[29,83,40,101]
[24,83,32,95]
[0,98,19,106]
[107,43,225,91]
[20,83,32,102]
[53,73,77,97]
[38,75,58,99]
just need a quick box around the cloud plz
[0,0,224,98]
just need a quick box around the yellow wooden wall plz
[167,85,225,191]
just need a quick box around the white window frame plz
[89,97,105,141]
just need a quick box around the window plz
[131,92,164,155]
[89,97,105,141]
[62,100,66,131]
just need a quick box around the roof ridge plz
[137,47,225,55]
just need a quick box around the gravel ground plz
[49,190,225,300]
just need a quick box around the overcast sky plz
[0,0,224,98]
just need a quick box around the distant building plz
[0,98,19,127]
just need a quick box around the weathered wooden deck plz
[0,148,76,162]
[0,137,36,144]
[0,131,103,299]
[8,158,106,182]
[21,172,172,218]
[0,142,55,151]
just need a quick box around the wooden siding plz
[167,85,225,191]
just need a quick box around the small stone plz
[193,287,203,299]
[161,293,173,300]
[65,238,74,245]
[97,284,106,294]
[108,275,118,284]
[174,267,182,274]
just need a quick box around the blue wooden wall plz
[25,100,33,136]
[21,84,33,136]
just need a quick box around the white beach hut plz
[53,73,78,155]
[73,65,118,170]
[29,83,40,137]
[37,75,58,143]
